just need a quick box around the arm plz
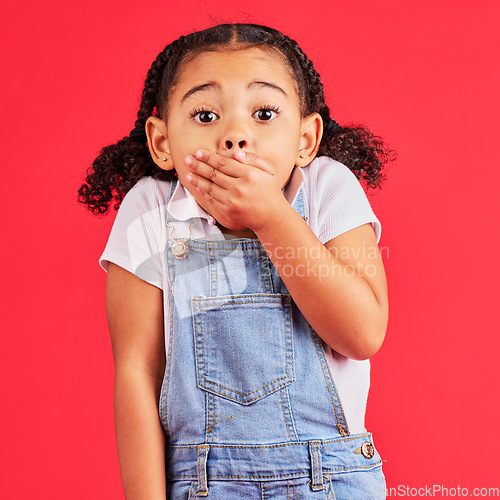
[254,198,388,360]
[105,262,166,500]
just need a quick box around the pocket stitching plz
[193,293,295,404]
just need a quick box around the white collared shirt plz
[99,156,382,434]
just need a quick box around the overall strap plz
[290,186,307,221]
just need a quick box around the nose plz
[219,119,250,153]
[225,139,247,150]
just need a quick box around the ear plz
[145,116,175,171]
[296,112,323,167]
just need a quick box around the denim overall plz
[160,180,386,499]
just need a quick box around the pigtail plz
[319,125,394,189]
[77,44,178,215]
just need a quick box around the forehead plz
[173,47,298,97]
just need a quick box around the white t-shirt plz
[99,156,382,435]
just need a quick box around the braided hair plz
[78,24,395,215]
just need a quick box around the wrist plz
[253,196,296,237]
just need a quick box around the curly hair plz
[78,23,396,215]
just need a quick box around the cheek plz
[263,134,300,163]
[170,130,206,159]
[275,123,301,147]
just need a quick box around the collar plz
[167,165,306,223]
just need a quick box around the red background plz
[1,0,499,498]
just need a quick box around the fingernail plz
[195,150,203,159]
[235,150,245,158]
[185,157,192,166]
[186,173,192,182]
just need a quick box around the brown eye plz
[253,108,278,121]
[196,111,218,123]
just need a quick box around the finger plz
[185,172,226,204]
[185,155,234,189]
[194,149,245,177]
[233,150,275,175]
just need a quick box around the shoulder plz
[301,156,363,195]
[110,175,174,249]
[301,156,382,244]
[119,175,173,214]
[99,176,173,289]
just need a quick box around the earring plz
[162,157,167,161]
[299,155,304,159]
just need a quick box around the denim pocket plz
[192,293,295,405]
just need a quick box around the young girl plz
[79,23,393,500]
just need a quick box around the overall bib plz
[160,180,386,499]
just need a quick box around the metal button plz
[171,241,189,260]
[361,441,375,459]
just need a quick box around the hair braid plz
[135,50,171,126]
[280,35,394,189]
[136,35,191,125]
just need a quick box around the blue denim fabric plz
[160,179,386,499]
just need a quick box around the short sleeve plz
[305,157,382,244]
[98,176,169,290]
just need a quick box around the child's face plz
[163,47,308,228]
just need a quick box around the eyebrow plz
[250,81,288,97]
[181,81,288,102]
[181,83,218,103]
